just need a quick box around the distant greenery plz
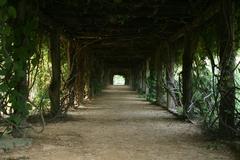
[113,75,125,85]
[29,39,51,113]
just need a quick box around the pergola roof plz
[39,0,214,67]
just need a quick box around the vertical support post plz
[67,39,76,108]
[129,69,134,89]
[84,52,91,99]
[11,0,30,137]
[134,67,139,90]
[125,73,130,85]
[146,59,150,95]
[49,30,61,116]
[142,63,146,93]
[139,67,143,91]
[166,44,176,111]
[155,48,166,106]
[218,0,235,137]
[182,31,198,117]
[78,51,86,104]
[105,69,110,86]
[110,72,114,85]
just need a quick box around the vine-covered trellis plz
[0,0,240,139]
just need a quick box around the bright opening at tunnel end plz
[113,75,126,85]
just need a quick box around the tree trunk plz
[182,31,198,117]
[49,31,61,116]
[218,0,235,137]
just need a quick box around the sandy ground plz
[2,85,238,160]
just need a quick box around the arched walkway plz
[2,86,235,160]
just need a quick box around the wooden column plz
[139,67,143,91]
[49,31,61,116]
[133,67,139,90]
[134,67,139,90]
[129,69,134,89]
[182,31,198,117]
[100,61,105,86]
[77,50,86,104]
[125,73,130,85]
[67,39,77,108]
[84,52,91,99]
[133,66,140,91]
[155,49,166,106]
[12,0,29,137]
[146,58,150,95]
[218,0,235,137]
[129,69,133,88]
[142,64,146,93]
[103,68,110,86]
[89,55,97,98]
[166,44,176,111]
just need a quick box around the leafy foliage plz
[146,71,157,103]
[0,0,39,134]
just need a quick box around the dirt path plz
[2,86,237,160]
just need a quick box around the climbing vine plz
[0,0,39,136]
[146,71,157,103]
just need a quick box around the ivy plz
[0,0,39,136]
[0,0,7,6]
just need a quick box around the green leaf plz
[0,10,8,21]
[3,25,11,36]
[8,115,22,125]
[0,0,7,7]
[0,83,9,92]
[31,57,39,66]
[8,6,16,18]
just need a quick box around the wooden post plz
[125,73,130,85]
[105,69,110,86]
[67,39,77,108]
[142,64,146,93]
[218,0,235,137]
[84,52,91,99]
[155,48,166,106]
[146,58,150,95]
[132,67,139,90]
[49,30,61,116]
[128,70,132,88]
[77,50,86,104]
[182,31,198,117]
[166,44,176,111]
[11,0,29,137]
[134,67,139,90]
[139,67,143,91]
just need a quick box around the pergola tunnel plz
[0,0,240,158]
